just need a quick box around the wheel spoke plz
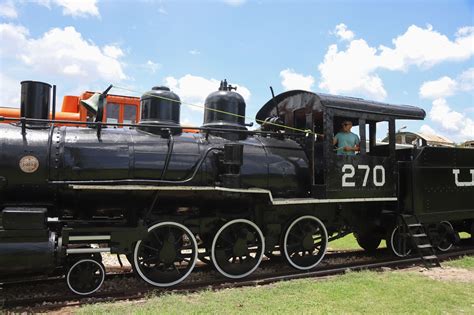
[143,244,160,252]
[283,216,328,271]
[152,230,163,245]
[211,219,264,279]
[134,222,197,287]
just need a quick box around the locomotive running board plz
[69,184,397,205]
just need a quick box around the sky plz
[0,0,473,142]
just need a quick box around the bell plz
[80,92,102,114]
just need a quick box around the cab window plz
[123,105,137,124]
[106,103,120,123]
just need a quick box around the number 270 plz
[342,164,385,187]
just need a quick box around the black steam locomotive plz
[0,80,473,295]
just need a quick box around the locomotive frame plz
[0,81,473,295]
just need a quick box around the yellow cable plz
[112,85,318,135]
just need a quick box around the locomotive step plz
[408,223,422,227]
[422,255,438,260]
[412,233,427,237]
[417,244,432,249]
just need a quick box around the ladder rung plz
[412,233,427,237]
[408,223,422,227]
[422,255,437,260]
[417,244,432,249]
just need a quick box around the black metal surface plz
[402,146,474,221]
[202,80,247,130]
[256,90,426,123]
[20,81,51,125]
[0,231,56,277]
[2,208,46,230]
[139,86,181,128]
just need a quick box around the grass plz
[444,255,474,269]
[77,269,474,315]
[328,233,386,250]
[329,231,472,251]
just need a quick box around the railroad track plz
[2,246,473,312]
[0,248,376,289]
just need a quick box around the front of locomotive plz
[0,79,312,293]
[0,81,59,280]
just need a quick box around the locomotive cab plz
[256,91,426,201]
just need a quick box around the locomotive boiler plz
[0,80,473,295]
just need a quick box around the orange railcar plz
[0,92,140,126]
[1,90,198,132]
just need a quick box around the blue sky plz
[0,0,473,142]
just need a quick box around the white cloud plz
[32,0,52,9]
[456,26,474,37]
[0,73,20,107]
[318,40,387,100]
[222,0,246,6]
[145,60,160,73]
[419,124,437,135]
[319,24,474,100]
[0,23,126,82]
[0,0,17,18]
[189,49,200,55]
[35,0,99,18]
[379,25,474,70]
[103,45,124,59]
[429,98,474,140]
[333,23,354,41]
[102,45,124,59]
[164,74,251,113]
[56,0,99,17]
[280,68,315,91]
[419,68,474,99]
[0,23,29,56]
[458,67,474,92]
[419,76,457,99]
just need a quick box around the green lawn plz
[78,269,473,315]
[328,233,386,251]
[329,233,359,250]
[444,255,474,269]
[329,231,471,251]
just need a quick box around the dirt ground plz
[416,266,474,283]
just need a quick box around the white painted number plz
[342,165,356,187]
[342,164,386,187]
[358,165,370,187]
[373,165,386,187]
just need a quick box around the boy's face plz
[342,121,352,132]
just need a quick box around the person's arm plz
[333,133,338,146]
[352,135,360,152]
[343,134,360,152]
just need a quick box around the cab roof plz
[256,90,426,123]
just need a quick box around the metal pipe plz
[66,248,111,254]
[0,116,312,137]
[68,235,111,241]
[52,85,56,121]
[160,132,174,180]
